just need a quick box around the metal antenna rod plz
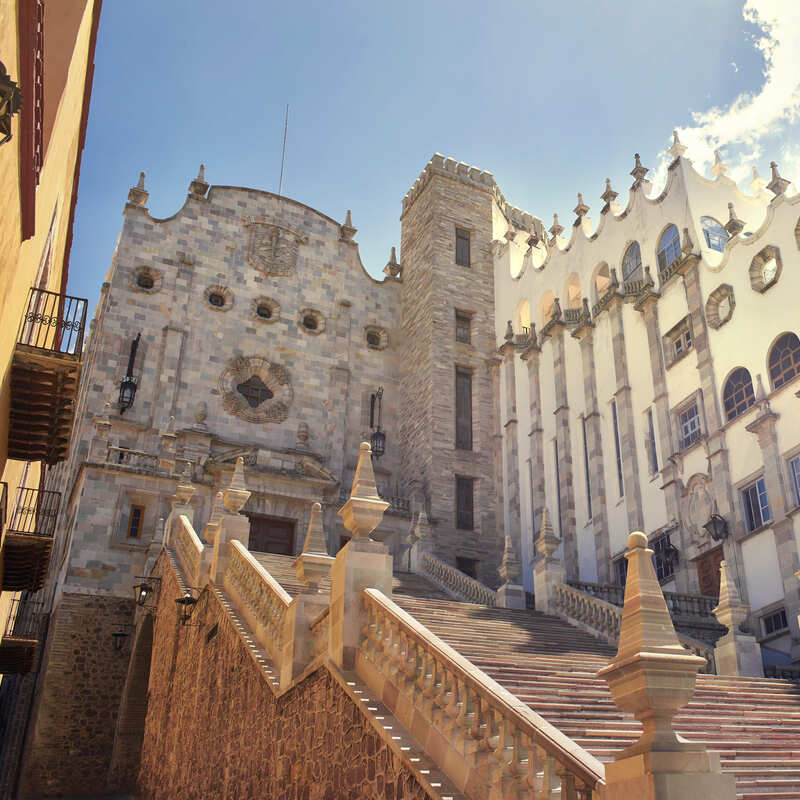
[278,104,289,196]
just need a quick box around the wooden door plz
[246,514,296,555]
[695,545,724,598]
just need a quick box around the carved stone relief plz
[243,216,308,276]
[218,355,293,424]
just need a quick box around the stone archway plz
[107,614,154,790]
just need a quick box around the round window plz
[302,315,318,331]
[366,331,381,347]
[137,274,154,290]
[256,304,272,319]
[208,293,225,307]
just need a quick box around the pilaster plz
[520,334,545,565]
[573,323,610,582]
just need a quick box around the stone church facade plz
[5,141,800,795]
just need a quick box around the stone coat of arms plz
[219,355,293,424]
[243,216,307,276]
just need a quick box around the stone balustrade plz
[421,551,497,606]
[172,515,204,586]
[563,308,583,325]
[569,580,718,618]
[358,588,605,799]
[554,582,716,673]
[223,540,292,666]
[310,606,330,660]
[105,445,193,478]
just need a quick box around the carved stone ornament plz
[243,216,308,277]
[686,474,714,548]
[705,283,735,329]
[218,355,293,424]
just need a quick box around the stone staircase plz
[251,553,800,799]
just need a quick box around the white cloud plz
[653,0,800,189]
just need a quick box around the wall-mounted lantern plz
[111,629,130,652]
[702,512,729,542]
[133,575,161,612]
[369,386,386,459]
[119,332,141,414]
[175,590,198,626]
[0,61,22,146]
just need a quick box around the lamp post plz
[0,61,22,146]
[175,591,198,626]
[133,576,161,613]
[369,386,386,459]
[119,333,141,414]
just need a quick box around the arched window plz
[621,242,642,281]
[723,368,755,421]
[701,217,729,252]
[768,333,800,389]
[656,225,681,274]
[593,262,610,302]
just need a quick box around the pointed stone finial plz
[724,202,745,236]
[549,212,564,240]
[203,491,226,543]
[551,297,562,320]
[767,161,790,196]
[223,456,250,513]
[383,246,402,279]
[668,129,687,159]
[340,209,357,243]
[630,153,649,188]
[535,506,560,558]
[498,534,521,584]
[750,166,766,195]
[338,443,389,540]
[504,222,516,242]
[601,178,618,213]
[755,372,767,401]
[643,265,654,288]
[609,267,620,290]
[127,171,149,208]
[294,502,335,591]
[504,320,514,341]
[597,532,706,757]
[189,163,209,198]
[710,149,729,178]
[581,297,592,322]
[573,192,589,225]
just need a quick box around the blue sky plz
[68,0,800,310]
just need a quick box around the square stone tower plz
[399,155,503,585]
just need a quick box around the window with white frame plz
[678,402,702,450]
[741,477,771,532]
[663,317,693,367]
[790,455,800,506]
[762,608,787,637]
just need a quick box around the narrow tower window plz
[611,399,624,497]
[455,367,473,450]
[455,227,471,267]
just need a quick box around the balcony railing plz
[103,445,194,478]
[1,488,61,592]
[9,288,88,464]
[0,597,43,674]
[17,287,87,357]
[563,307,583,324]
[0,481,7,533]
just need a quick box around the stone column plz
[532,508,565,613]
[152,326,185,429]
[598,532,737,799]
[209,458,251,584]
[745,400,800,661]
[488,354,506,575]
[281,502,334,688]
[712,560,763,676]
[498,326,524,592]
[520,332,545,568]
[572,310,611,582]
[325,363,351,481]
[607,298,644,533]
[329,442,392,670]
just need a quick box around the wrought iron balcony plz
[0,597,43,674]
[0,488,60,592]
[8,287,87,464]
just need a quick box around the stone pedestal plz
[605,750,736,800]
[210,513,250,585]
[280,591,329,689]
[532,507,563,613]
[496,582,525,609]
[329,538,393,670]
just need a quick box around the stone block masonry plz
[19,593,135,798]
[138,564,435,800]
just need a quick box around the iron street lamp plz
[369,386,386,459]
[0,61,22,146]
[119,332,141,414]
[703,513,729,542]
[175,591,198,626]
[133,576,161,612]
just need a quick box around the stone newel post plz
[329,442,391,669]
[598,532,736,799]
[163,464,195,548]
[532,507,565,613]
[209,457,251,584]
[712,560,763,677]
[281,502,335,688]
